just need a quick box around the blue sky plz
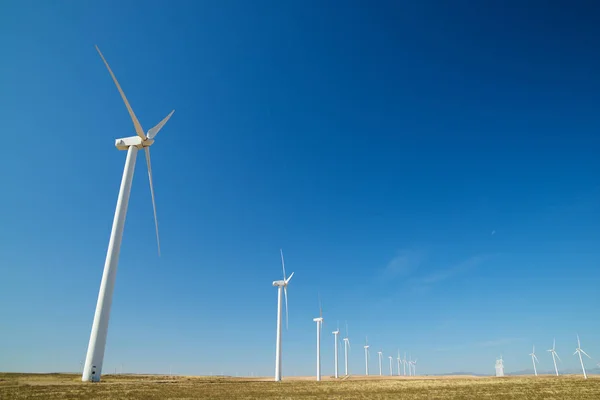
[1,0,599,377]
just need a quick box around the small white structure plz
[495,356,505,377]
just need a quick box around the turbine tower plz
[547,338,561,376]
[363,336,370,376]
[342,322,350,376]
[83,46,174,382]
[377,350,383,376]
[273,249,294,382]
[403,352,407,376]
[332,324,340,379]
[313,299,323,382]
[396,350,401,376]
[412,359,418,376]
[574,334,591,379]
[529,345,539,376]
[388,356,393,376]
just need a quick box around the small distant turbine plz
[403,352,407,376]
[574,334,592,379]
[273,249,294,382]
[363,336,370,376]
[377,350,383,376]
[547,338,561,376]
[342,322,351,376]
[529,345,539,376]
[313,298,323,382]
[388,356,393,376]
[396,350,401,376]
[332,324,340,379]
[412,359,418,376]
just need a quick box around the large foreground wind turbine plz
[529,345,539,376]
[273,249,294,381]
[83,46,174,382]
[332,325,340,379]
[313,300,323,381]
[363,336,370,376]
[574,334,591,379]
[342,323,350,376]
[547,338,561,376]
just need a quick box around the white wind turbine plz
[313,298,324,382]
[332,323,340,379]
[82,46,174,382]
[403,352,407,376]
[377,350,383,376]
[574,334,591,379]
[529,345,539,376]
[412,359,418,376]
[342,322,350,376]
[547,338,561,376]
[273,249,294,382]
[388,356,393,376]
[396,350,401,376]
[363,336,370,376]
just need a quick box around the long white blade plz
[285,271,294,284]
[147,110,175,139]
[553,338,556,351]
[533,354,539,363]
[581,349,591,359]
[144,147,160,256]
[280,249,287,281]
[284,286,289,330]
[555,352,561,362]
[574,350,578,356]
[577,335,581,348]
[95,45,146,140]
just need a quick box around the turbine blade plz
[581,349,591,359]
[280,249,287,281]
[144,147,160,256]
[574,350,578,356]
[534,354,539,363]
[147,110,175,139]
[284,286,289,330]
[95,45,146,140]
[577,334,581,348]
[555,352,561,362]
[553,338,556,351]
[285,271,294,284]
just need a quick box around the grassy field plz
[1,373,600,399]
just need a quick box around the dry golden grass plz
[1,373,600,399]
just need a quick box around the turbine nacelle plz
[115,136,155,151]
[272,280,286,287]
[313,317,323,322]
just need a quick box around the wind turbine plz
[313,298,324,381]
[377,350,383,376]
[363,336,370,376]
[574,334,591,379]
[388,356,393,376]
[82,46,174,383]
[273,249,294,382]
[342,322,350,376]
[529,345,539,376]
[412,359,418,376]
[396,350,401,376]
[403,352,407,376]
[332,323,340,379]
[547,338,561,376]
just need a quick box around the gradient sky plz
[1,1,599,377]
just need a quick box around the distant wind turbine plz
[313,299,323,382]
[343,322,350,376]
[273,249,294,382]
[332,323,340,379]
[388,356,393,376]
[363,336,370,376]
[574,334,592,379]
[82,45,174,383]
[529,345,539,376]
[547,338,561,376]
[403,352,407,376]
[396,350,401,376]
[377,350,383,376]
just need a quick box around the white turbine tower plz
[388,356,393,376]
[396,350,401,376]
[547,338,561,376]
[403,352,407,376]
[363,336,370,376]
[273,249,294,382]
[574,334,591,379]
[529,345,539,376]
[313,299,323,382]
[342,322,350,376]
[82,46,174,383]
[412,359,418,376]
[332,324,340,379]
[377,350,383,376]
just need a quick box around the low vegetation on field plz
[1,373,599,399]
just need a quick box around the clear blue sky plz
[1,0,599,377]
